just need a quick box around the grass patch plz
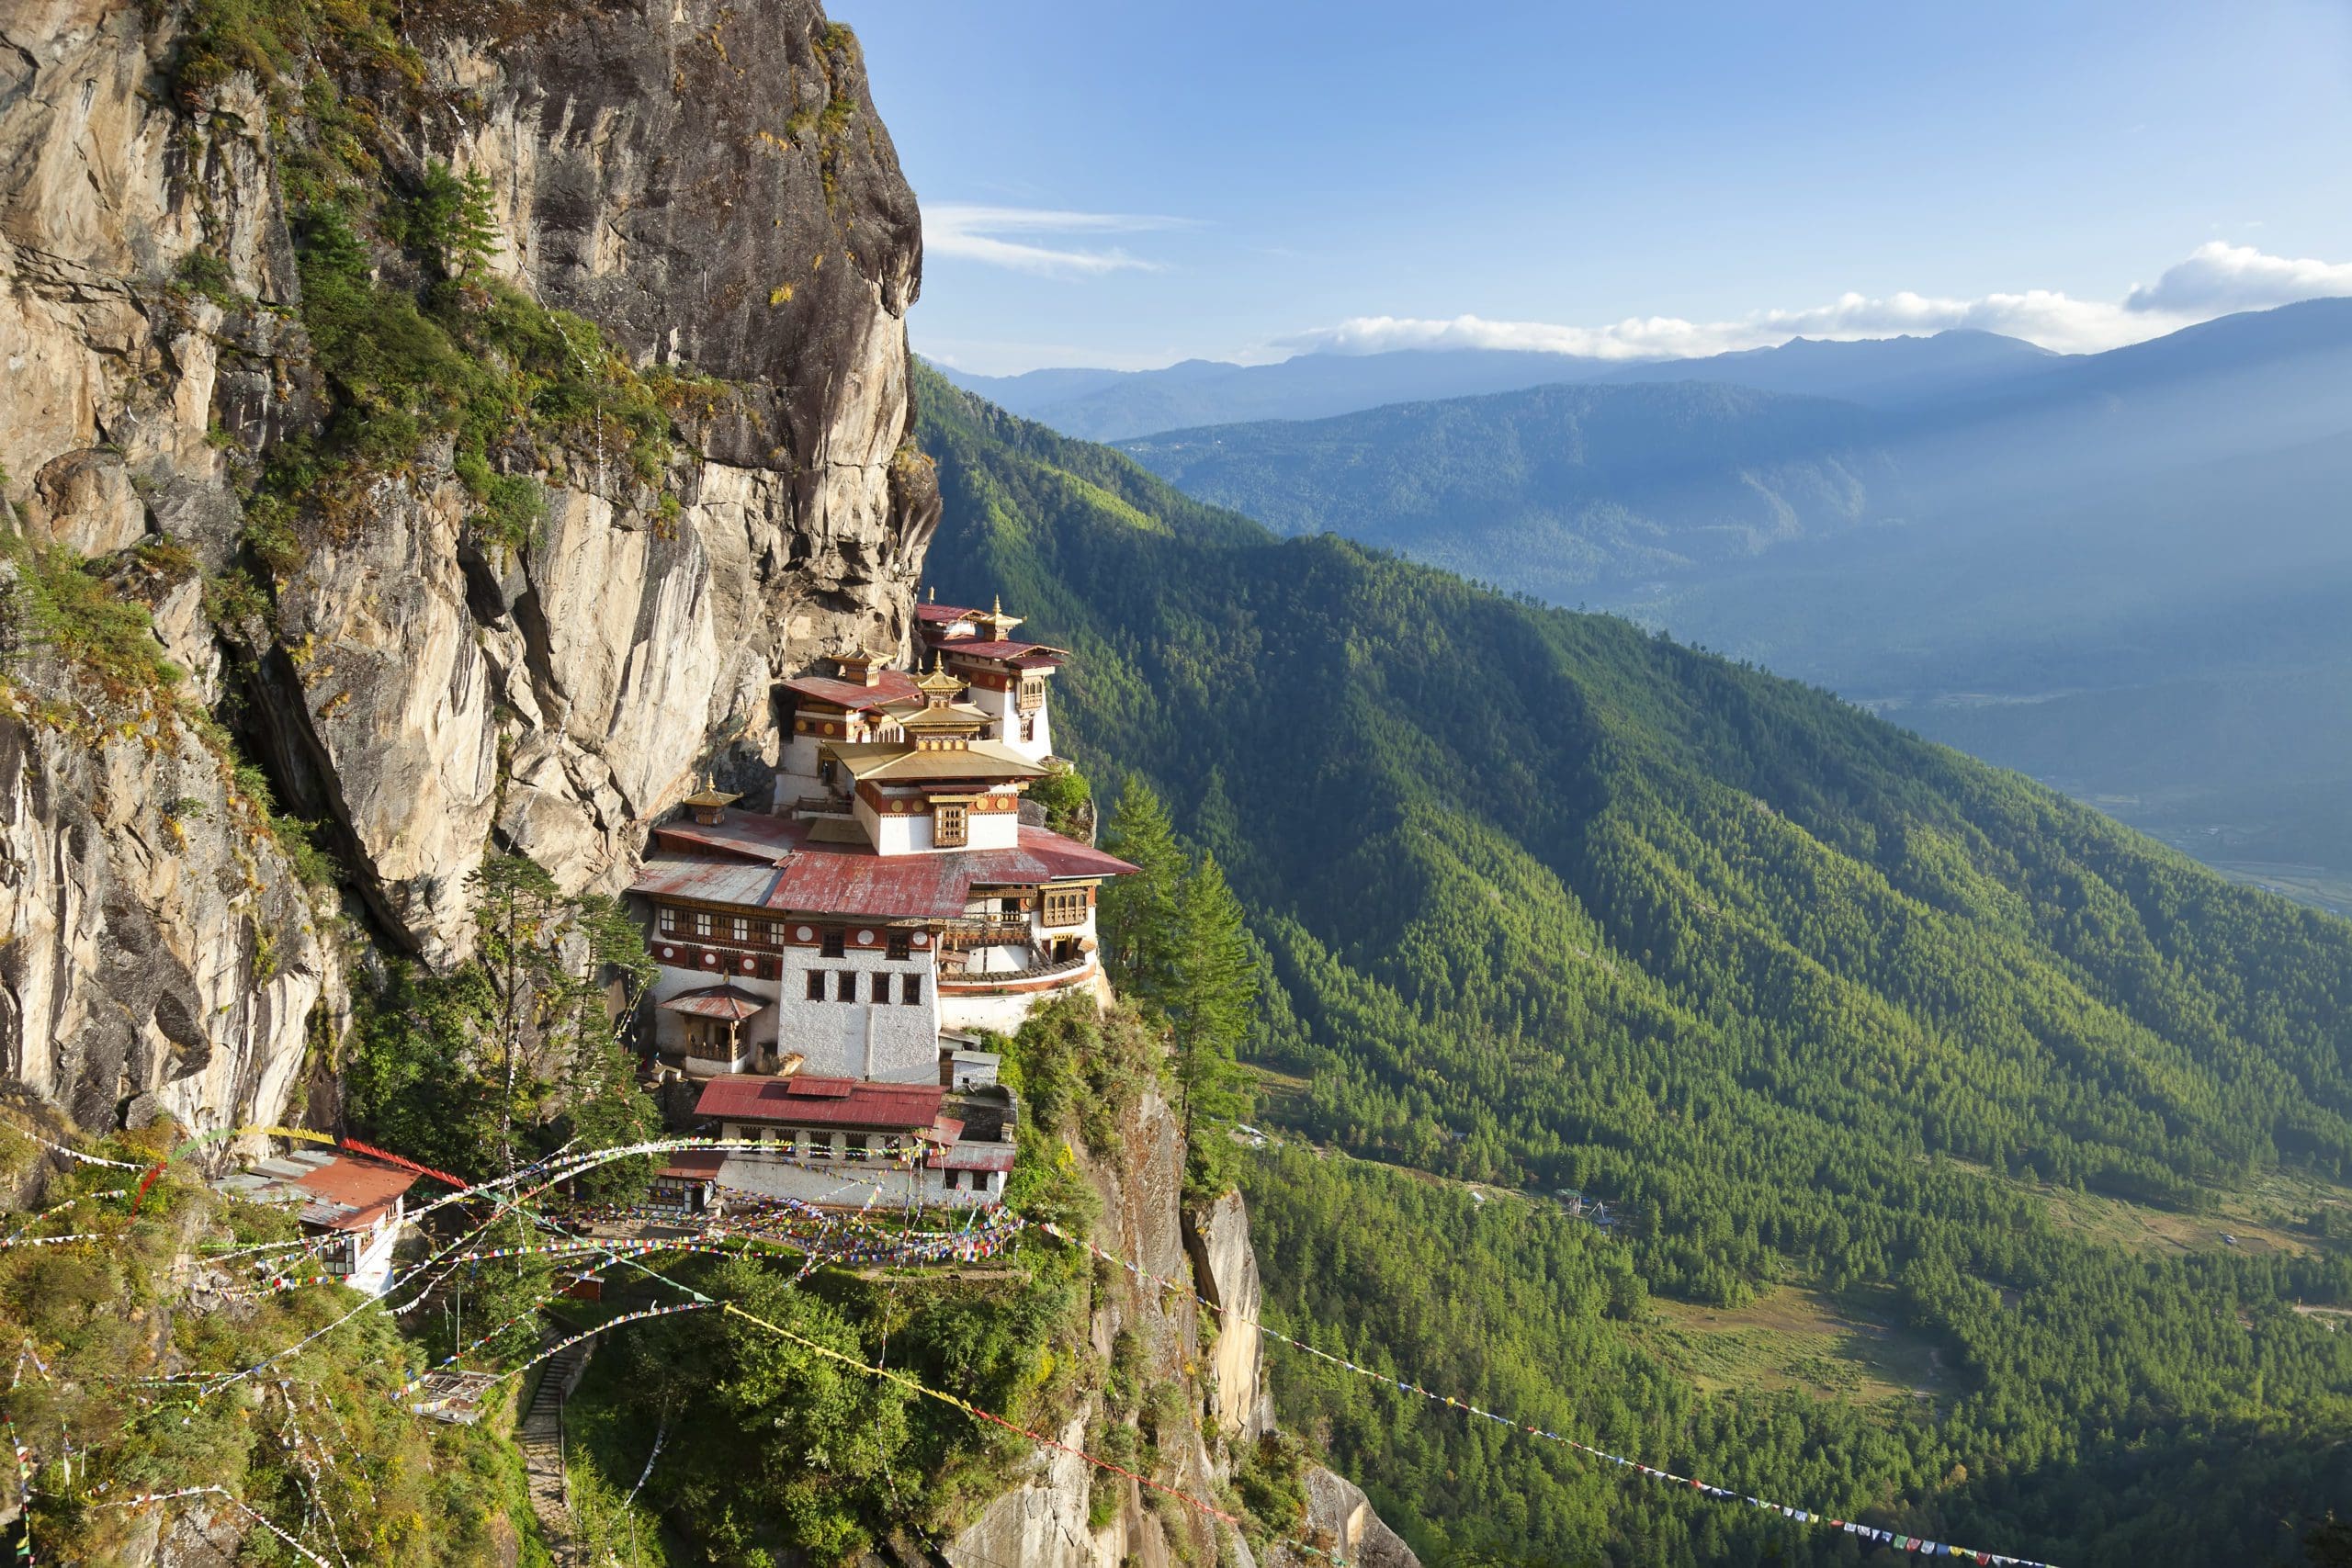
[1640,1283,1946,1409]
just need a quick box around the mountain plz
[916,365,2352,1566]
[1108,302,2352,901]
[1117,379,1910,600]
[939,348,1620,441]
[1597,328,2057,405]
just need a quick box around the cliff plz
[1,0,934,1130]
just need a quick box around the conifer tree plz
[1100,773,1185,1010]
[1168,850,1257,1171]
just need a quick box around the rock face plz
[1271,1468,1421,1568]
[950,1086,1237,1568]
[0,652,334,1136]
[1187,1187,1273,1441]
[0,0,932,1122]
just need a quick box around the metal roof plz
[658,985,769,1021]
[630,852,784,906]
[213,1150,416,1233]
[939,639,1068,664]
[651,813,802,863]
[930,1143,1019,1172]
[917,603,978,624]
[779,671,924,712]
[630,816,1138,919]
[695,1075,944,1129]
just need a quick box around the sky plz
[826,0,2352,376]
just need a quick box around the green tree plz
[1167,851,1258,1185]
[1100,773,1185,1010]
[410,159,503,280]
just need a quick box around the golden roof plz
[821,739,1047,783]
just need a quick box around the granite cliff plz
[2,0,934,1131]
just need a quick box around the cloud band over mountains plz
[1283,243,2352,360]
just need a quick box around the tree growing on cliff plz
[1100,773,1185,1005]
[1168,851,1256,1181]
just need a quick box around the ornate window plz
[730,915,751,944]
[1042,886,1088,929]
[1017,675,1046,713]
[693,910,713,938]
[887,932,911,961]
[934,802,968,847]
[657,907,677,933]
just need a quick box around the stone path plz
[519,1333,590,1565]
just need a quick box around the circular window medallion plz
[795,925,814,942]
[911,932,930,948]
[659,945,675,960]
[856,930,876,946]
[741,957,755,972]
[795,718,808,733]
[701,953,718,967]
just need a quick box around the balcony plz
[937,913,1032,944]
[938,950,1092,993]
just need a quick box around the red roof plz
[658,1151,727,1179]
[658,985,768,1021]
[931,1142,1019,1172]
[939,640,1066,664]
[629,814,1136,919]
[695,1075,945,1130]
[651,813,800,864]
[779,671,923,712]
[917,603,978,625]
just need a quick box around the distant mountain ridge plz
[935,328,2067,442]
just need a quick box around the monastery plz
[630,595,1134,1212]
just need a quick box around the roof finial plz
[928,584,935,603]
[992,593,1002,616]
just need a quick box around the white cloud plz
[1284,243,2352,362]
[2123,241,2352,315]
[924,203,1191,277]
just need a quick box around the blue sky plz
[828,0,2352,375]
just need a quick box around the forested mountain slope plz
[915,367,2352,1567]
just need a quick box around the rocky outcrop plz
[1,0,933,1124]
[951,1086,1230,1568]
[2,0,933,969]
[0,653,334,1137]
[1271,1469,1420,1568]
[1187,1187,1273,1441]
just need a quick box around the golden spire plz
[916,651,963,705]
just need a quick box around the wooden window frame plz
[693,910,713,938]
[899,974,923,1007]
[836,971,857,1003]
[806,969,825,1001]
[1041,886,1088,929]
[657,906,677,933]
[934,802,969,847]
[887,932,910,961]
[820,928,846,958]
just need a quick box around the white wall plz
[711,1149,1003,1211]
[936,958,1102,1034]
[773,943,939,1082]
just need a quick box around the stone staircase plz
[518,1332,592,1565]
